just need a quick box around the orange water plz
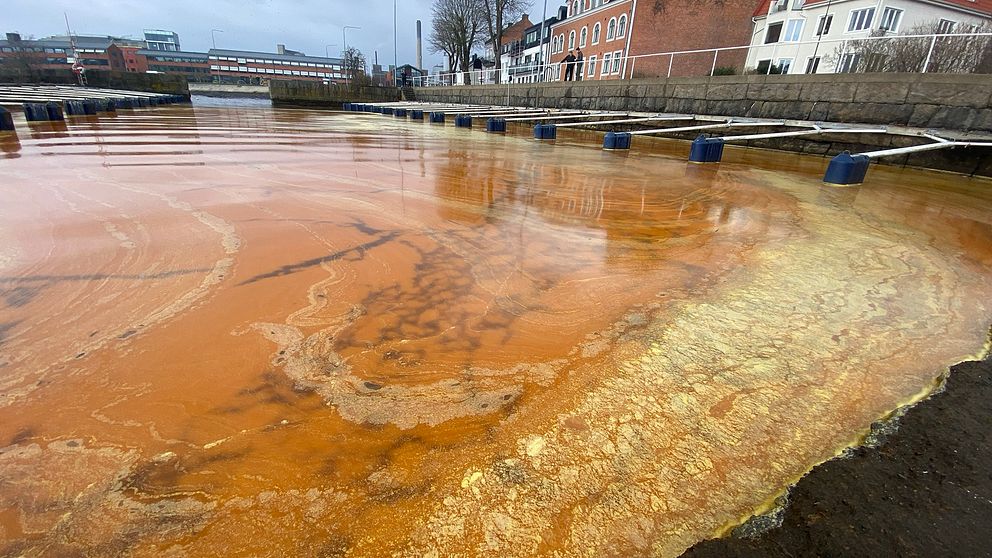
[0,106,990,557]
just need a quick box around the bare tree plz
[478,0,529,72]
[342,47,370,87]
[429,0,484,83]
[827,20,992,74]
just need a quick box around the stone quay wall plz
[411,73,992,176]
[270,81,401,107]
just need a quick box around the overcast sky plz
[6,0,558,70]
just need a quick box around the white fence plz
[412,31,992,86]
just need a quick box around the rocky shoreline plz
[683,337,992,557]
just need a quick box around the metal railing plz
[411,31,992,87]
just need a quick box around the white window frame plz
[815,14,833,36]
[587,54,597,76]
[568,30,576,50]
[592,22,602,44]
[765,21,784,43]
[601,52,612,76]
[846,7,875,33]
[611,50,622,74]
[936,18,956,34]
[838,52,860,72]
[879,7,903,32]
[580,26,588,47]
[618,14,628,38]
[784,19,804,41]
[804,55,821,74]
[777,57,793,74]
[607,17,617,40]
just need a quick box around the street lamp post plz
[342,25,360,55]
[211,28,223,49]
[342,25,361,85]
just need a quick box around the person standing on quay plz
[575,49,584,81]
[562,50,576,81]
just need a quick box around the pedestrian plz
[575,49,584,81]
[562,50,576,82]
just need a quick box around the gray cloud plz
[6,0,555,71]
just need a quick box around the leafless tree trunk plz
[828,20,992,74]
[429,0,485,83]
[479,0,528,72]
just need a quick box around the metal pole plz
[211,29,223,49]
[393,0,398,86]
[668,53,674,77]
[539,0,548,83]
[710,50,718,76]
[922,34,937,73]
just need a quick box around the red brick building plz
[548,0,633,81]
[627,0,765,77]
[548,0,764,80]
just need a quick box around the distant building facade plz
[207,48,344,84]
[0,32,345,84]
[497,13,534,82]
[143,29,181,51]
[746,0,992,74]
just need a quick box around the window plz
[568,30,576,49]
[557,34,565,53]
[838,52,860,72]
[592,22,601,44]
[601,52,612,76]
[805,56,820,73]
[765,22,783,43]
[815,14,833,36]
[937,19,956,34]
[618,15,627,38]
[847,7,875,32]
[777,57,793,73]
[784,19,803,41]
[607,18,617,40]
[612,50,622,73]
[588,55,597,75]
[879,7,902,31]
[572,0,579,15]
[580,26,588,47]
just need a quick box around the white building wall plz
[746,0,990,74]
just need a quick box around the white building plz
[746,0,992,74]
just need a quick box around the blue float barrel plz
[705,138,724,162]
[689,135,710,162]
[430,111,445,123]
[0,106,14,131]
[343,102,353,111]
[823,151,871,185]
[45,102,64,121]
[533,123,556,140]
[604,131,631,150]
[394,108,407,117]
[410,110,424,120]
[455,115,472,128]
[486,118,506,133]
[23,103,49,122]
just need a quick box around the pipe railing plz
[412,31,992,87]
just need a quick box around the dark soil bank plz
[683,348,992,558]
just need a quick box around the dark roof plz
[207,48,341,64]
[137,49,208,60]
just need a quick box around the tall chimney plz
[277,44,286,55]
[416,20,423,70]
